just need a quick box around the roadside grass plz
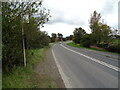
[3,44,56,88]
[67,42,119,55]
[0,72,1,89]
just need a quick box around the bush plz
[81,41,91,47]
[80,34,92,47]
[106,44,120,53]
[96,43,108,48]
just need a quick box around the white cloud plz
[41,0,119,37]
[41,23,79,37]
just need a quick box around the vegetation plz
[2,1,51,73]
[3,46,56,88]
[73,27,86,44]
[72,11,120,53]
[67,42,119,54]
[2,1,120,88]
[57,33,63,41]
[50,33,73,42]
[89,11,112,44]
[51,33,57,42]
[50,33,63,42]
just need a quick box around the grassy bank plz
[3,44,56,88]
[67,42,119,54]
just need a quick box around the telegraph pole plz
[21,4,27,67]
[22,22,26,67]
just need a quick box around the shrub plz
[80,34,92,47]
[106,44,120,53]
[81,41,91,47]
[96,43,108,48]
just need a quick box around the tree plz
[2,1,50,72]
[73,27,86,44]
[81,34,92,47]
[65,36,70,40]
[100,24,112,44]
[57,33,63,41]
[51,33,57,42]
[51,33,57,38]
[69,35,73,40]
[89,11,102,44]
[89,11,112,44]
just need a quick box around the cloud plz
[41,0,119,37]
[43,0,89,26]
[119,1,120,31]
[47,15,85,26]
[102,0,118,29]
[41,23,79,37]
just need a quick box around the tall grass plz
[3,45,56,88]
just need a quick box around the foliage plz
[106,44,120,53]
[51,33,57,42]
[69,35,74,40]
[57,33,63,41]
[89,11,112,44]
[67,42,119,54]
[81,34,92,47]
[62,38,67,41]
[2,1,50,72]
[100,24,112,44]
[73,27,86,44]
[71,10,119,53]
[3,47,56,88]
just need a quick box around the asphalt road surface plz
[52,42,119,88]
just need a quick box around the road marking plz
[61,44,120,72]
[52,45,72,88]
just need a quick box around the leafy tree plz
[62,38,67,41]
[65,36,70,40]
[52,33,57,38]
[81,34,92,47]
[65,35,73,40]
[73,27,86,44]
[2,1,50,72]
[89,11,112,45]
[69,35,73,40]
[100,24,112,44]
[51,33,57,42]
[89,11,102,44]
[57,33,63,41]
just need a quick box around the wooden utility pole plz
[22,23,26,67]
[21,4,27,67]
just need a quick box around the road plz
[52,42,119,88]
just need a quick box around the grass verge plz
[67,42,119,55]
[3,44,56,88]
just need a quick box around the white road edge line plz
[52,45,72,88]
[61,44,120,72]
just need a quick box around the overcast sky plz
[41,0,119,37]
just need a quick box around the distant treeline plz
[72,11,120,53]
[2,1,51,72]
[51,11,120,53]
